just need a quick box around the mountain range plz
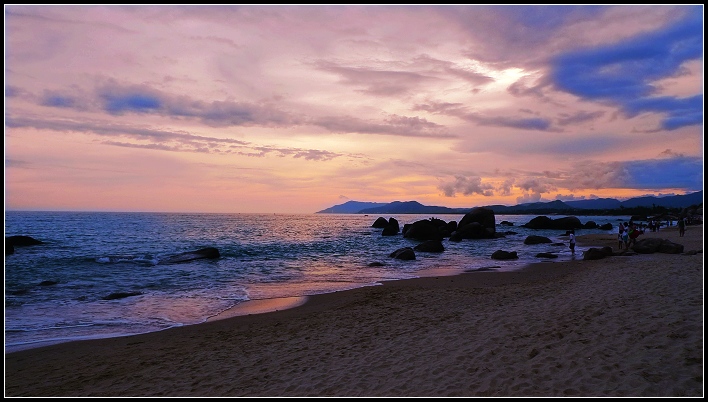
[317,191,703,214]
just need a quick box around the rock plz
[522,216,582,230]
[389,247,416,260]
[381,217,400,236]
[632,238,684,254]
[524,235,552,245]
[535,253,558,259]
[583,248,607,260]
[102,291,142,300]
[599,223,613,230]
[456,207,496,239]
[414,240,445,253]
[403,219,444,241]
[6,235,44,255]
[158,247,220,264]
[491,250,518,260]
[583,221,599,229]
[371,217,388,228]
[6,235,44,247]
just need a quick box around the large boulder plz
[522,216,583,230]
[371,217,389,228]
[6,235,45,256]
[381,217,400,236]
[632,238,684,254]
[583,246,614,260]
[403,219,444,241]
[6,235,45,246]
[454,207,496,240]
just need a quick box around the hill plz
[316,191,702,214]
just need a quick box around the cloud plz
[437,154,702,199]
[315,61,439,97]
[550,7,703,130]
[28,80,458,138]
[5,116,344,161]
[622,156,703,190]
[438,175,495,197]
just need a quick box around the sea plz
[5,211,630,353]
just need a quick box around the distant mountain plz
[316,191,703,214]
[565,198,622,209]
[499,200,571,211]
[358,201,464,215]
[618,191,703,209]
[317,200,388,214]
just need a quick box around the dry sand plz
[5,224,703,397]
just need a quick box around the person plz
[678,217,686,237]
[618,223,625,249]
[628,222,640,246]
[621,222,630,249]
[569,229,576,253]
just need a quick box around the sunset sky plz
[5,5,704,213]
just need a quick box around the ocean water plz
[5,211,627,352]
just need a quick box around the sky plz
[4,5,704,214]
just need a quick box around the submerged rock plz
[158,247,221,264]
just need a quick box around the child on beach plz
[622,223,630,249]
[678,217,686,237]
[618,223,624,249]
[569,229,576,253]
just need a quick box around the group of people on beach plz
[617,221,642,250]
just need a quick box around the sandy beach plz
[5,224,703,397]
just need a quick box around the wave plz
[96,255,159,265]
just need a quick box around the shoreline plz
[5,225,703,396]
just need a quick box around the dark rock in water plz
[414,240,445,253]
[524,235,552,245]
[158,247,221,264]
[371,217,389,228]
[583,221,599,229]
[456,207,496,239]
[599,223,613,230]
[535,253,558,259]
[522,216,582,230]
[103,291,143,300]
[367,262,385,267]
[6,235,44,255]
[9,288,30,295]
[403,219,445,241]
[6,235,45,247]
[381,217,400,236]
[39,280,59,286]
[389,247,416,260]
[491,250,518,260]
